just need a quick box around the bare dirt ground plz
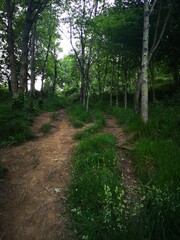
[0,110,77,240]
[0,111,138,240]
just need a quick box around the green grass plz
[68,132,152,240]
[110,102,180,188]
[68,104,93,128]
[108,95,180,239]
[40,123,52,133]
[0,91,66,147]
[68,133,133,239]
[134,139,180,188]
[74,111,106,140]
[0,100,35,147]
[42,94,68,112]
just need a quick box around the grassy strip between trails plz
[68,133,131,240]
[67,104,106,139]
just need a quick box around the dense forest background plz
[0,0,180,239]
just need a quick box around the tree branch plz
[149,2,172,62]
[150,0,158,15]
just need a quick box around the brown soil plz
[0,111,138,240]
[0,110,77,240]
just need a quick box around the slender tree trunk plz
[52,47,58,93]
[116,88,119,107]
[141,0,149,123]
[101,57,108,101]
[124,67,128,109]
[41,31,53,92]
[30,23,36,94]
[150,63,156,102]
[97,60,102,100]
[110,62,115,107]
[134,70,141,114]
[19,7,32,93]
[5,0,18,96]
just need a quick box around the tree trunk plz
[41,31,53,92]
[141,0,149,123]
[150,62,156,102]
[30,23,36,94]
[52,47,58,93]
[19,7,32,93]
[134,70,141,114]
[5,0,18,96]
[110,62,115,107]
[124,68,128,109]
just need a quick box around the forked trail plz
[0,111,138,240]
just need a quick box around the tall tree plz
[61,0,109,110]
[140,0,172,122]
[5,0,18,95]
[19,0,51,93]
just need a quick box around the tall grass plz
[109,96,180,239]
[74,110,106,140]
[68,134,131,239]
[67,104,93,128]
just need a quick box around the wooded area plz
[0,0,180,239]
[0,0,179,121]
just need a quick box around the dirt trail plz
[0,111,138,240]
[104,116,139,203]
[0,110,77,240]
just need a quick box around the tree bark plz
[52,47,58,93]
[5,0,18,96]
[141,0,149,123]
[40,31,53,92]
[150,62,156,102]
[124,68,128,109]
[19,4,33,93]
[110,61,115,107]
[134,72,141,114]
[30,22,36,94]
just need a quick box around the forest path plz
[104,116,139,203]
[0,111,138,240]
[0,110,78,240]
